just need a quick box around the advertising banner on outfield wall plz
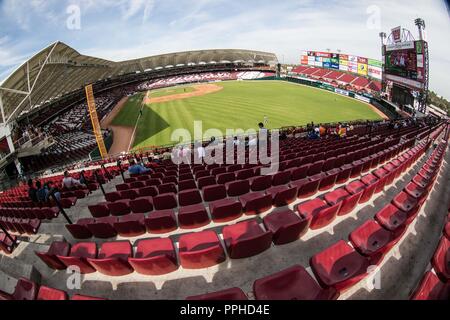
[348,61,358,73]
[368,66,382,79]
[348,55,358,62]
[323,62,331,68]
[354,94,372,103]
[339,59,349,66]
[339,54,349,61]
[357,57,368,64]
[335,88,350,96]
[339,64,349,71]
[358,63,368,76]
[368,59,383,67]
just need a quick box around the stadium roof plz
[0,41,278,124]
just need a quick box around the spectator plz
[62,171,82,189]
[258,122,268,136]
[27,179,38,203]
[319,124,326,137]
[44,181,61,202]
[197,142,206,163]
[128,160,150,175]
[79,170,90,185]
[36,181,48,203]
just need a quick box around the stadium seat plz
[129,197,153,214]
[87,241,134,276]
[37,286,68,300]
[178,189,202,206]
[297,199,340,230]
[128,238,178,275]
[105,191,122,203]
[209,198,243,222]
[66,218,94,239]
[325,189,363,216]
[253,265,338,300]
[88,203,110,218]
[349,220,398,264]
[223,220,272,258]
[263,209,311,245]
[178,179,197,192]
[86,216,118,239]
[291,178,320,199]
[266,185,297,207]
[198,176,216,190]
[57,242,97,274]
[240,192,273,215]
[203,184,227,202]
[226,180,250,197]
[291,164,310,181]
[250,175,272,192]
[392,192,419,214]
[0,278,38,300]
[375,204,408,233]
[138,186,158,197]
[186,288,247,300]
[145,209,177,234]
[410,271,449,300]
[432,237,450,281]
[113,213,146,237]
[153,193,178,210]
[158,183,177,194]
[272,171,291,186]
[108,201,131,216]
[404,182,428,200]
[178,204,210,229]
[216,172,235,184]
[310,240,371,291]
[178,230,226,269]
[35,241,71,270]
[120,189,139,200]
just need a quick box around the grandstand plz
[0,39,449,303]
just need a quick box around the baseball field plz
[108,80,385,151]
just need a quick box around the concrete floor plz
[1,137,449,300]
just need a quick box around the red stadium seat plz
[291,179,320,199]
[216,172,235,184]
[310,240,371,291]
[432,237,450,281]
[297,199,340,230]
[129,197,153,214]
[223,220,272,259]
[375,204,408,233]
[88,203,110,218]
[209,199,243,222]
[66,218,94,239]
[35,241,71,270]
[392,192,419,214]
[272,171,291,186]
[37,286,68,300]
[87,241,134,276]
[404,182,428,200]
[325,189,363,216]
[0,278,38,300]
[128,238,178,275]
[203,184,227,202]
[153,193,178,210]
[178,189,202,207]
[226,180,250,197]
[253,265,338,300]
[158,183,177,194]
[178,204,210,229]
[113,213,146,237]
[410,271,449,300]
[186,287,247,300]
[239,192,273,215]
[145,209,177,234]
[87,216,118,239]
[107,201,131,216]
[263,209,311,245]
[71,294,107,300]
[57,242,97,274]
[197,176,216,190]
[178,231,226,269]
[138,186,158,197]
[250,175,272,192]
[266,185,297,207]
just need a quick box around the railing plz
[13,132,51,150]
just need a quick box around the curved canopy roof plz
[0,41,278,124]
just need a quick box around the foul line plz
[127,92,148,152]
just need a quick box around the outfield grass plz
[150,86,195,98]
[111,92,145,127]
[112,81,383,149]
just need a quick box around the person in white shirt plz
[61,171,82,189]
[197,144,206,162]
[264,115,269,126]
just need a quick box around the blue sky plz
[1,0,449,98]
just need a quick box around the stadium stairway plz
[1,124,449,300]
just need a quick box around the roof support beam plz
[0,92,5,124]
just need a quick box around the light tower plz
[415,18,426,41]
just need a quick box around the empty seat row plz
[0,217,41,237]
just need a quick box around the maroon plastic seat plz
[216,172,235,185]
[226,180,250,197]
[209,198,243,222]
[178,204,210,229]
[373,168,389,180]
[250,175,272,191]
[0,232,16,254]
[310,240,371,291]
[57,242,97,274]
[325,188,362,216]
[178,189,202,207]
[178,230,226,269]
[412,174,432,189]
[146,178,163,186]
[272,171,291,186]
[128,238,178,276]
[113,213,146,237]
[236,168,255,180]
[87,241,134,276]
[322,158,337,172]
[240,192,273,215]
[158,183,177,195]
[197,176,216,190]
[203,184,227,202]
[119,189,139,201]
[266,185,297,207]
[0,278,38,300]
[410,271,449,300]
[105,191,122,203]
[88,203,110,218]
[223,220,272,259]
[186,287,247,300]
[297,199,340,230]
[336,166,352,184]
[71,294,107,300]
[432,237,450,282]
[130,181,145,189]
[153,193,178,210]
[361,174,378,186]
[145,209,177,234]
[263,209,311,245]
[404,182,427,200]
[375,203,408,232]
[35,241,71,270]
[66,218,94,239]
[211,167,226,176]
[87,216,118,239]
[37,286,68,300]
[444,222,450,240]
[392,192,419,214]
[291,178,320,199]
[60,197,77,209]
[349,220,398,264]
[291,164,310,181]
[129,197,153,214]
[178,179,196,192]
[307,161,324,176]
[138,186,158,197]
[107,201,131,216]
[253,265,339,300]
[312,172,338,191]
[116,183,130,191]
